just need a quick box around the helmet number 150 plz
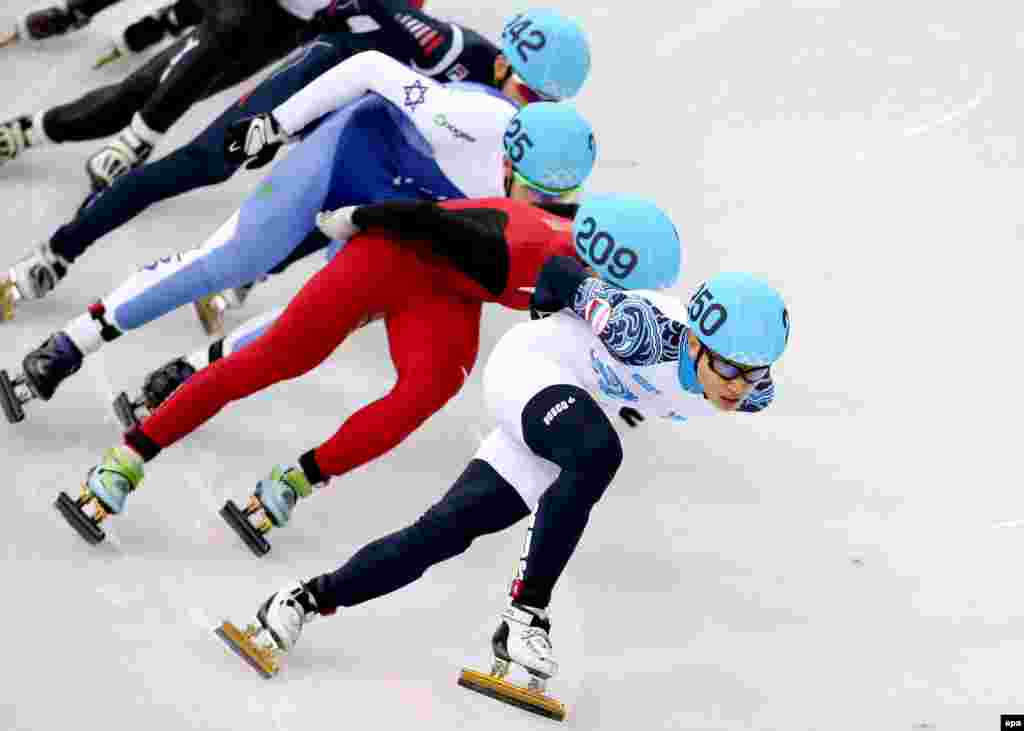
[688,283,728,337]
[576,217,638,281]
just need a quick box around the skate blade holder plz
[215,620,280,678]
[112,391,147,431]
[54,485,109,545]
[0,369,35,424]
[193,293,229,337]
[458,666,566,721]
[220,496,272,557]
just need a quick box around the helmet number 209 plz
[503,15,547,63]
[576,216,638,281]
[688,283,727,337]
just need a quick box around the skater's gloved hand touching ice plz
[225,113,289,170]
[254,464,316,527]
[528,255,589,319]
[315,205,360,242]
[619,407,645,428]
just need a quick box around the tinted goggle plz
[698,344,770,384]
[509,72,558,104]
[511,169,583,204]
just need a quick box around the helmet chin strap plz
[677,335,704,395]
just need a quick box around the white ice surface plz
[1,1,1022,729]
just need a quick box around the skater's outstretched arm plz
[272,50,439,134]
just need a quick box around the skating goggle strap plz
[511,169,583,204]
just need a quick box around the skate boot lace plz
[521,626,553,656]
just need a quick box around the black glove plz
[619,407,645,428]
[529,255,588,320]
[225,113,286,170]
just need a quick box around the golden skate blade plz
[457,668,566,721]
[1,277,16,322]
[215,621,279,679]
[193,294,226,336]
[0,31,18,49]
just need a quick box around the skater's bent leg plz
[308,297,481,479]
[129,239,408,456]
[47,35,347,265]
[514,385,623,609]
[40,36,190,142]
[50,142,234,264]
[308,460,531,611]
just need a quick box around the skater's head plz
[493,9,591,104]
[569,194,682,290]
[682,273,789,411]
[502,102,595,204]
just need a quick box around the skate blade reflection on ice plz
[457,668,566,721]
[215,620,280,679]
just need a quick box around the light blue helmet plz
[686,272,789,366]
[571,194,682,290]
[501,9,591,100]
[505,102,596,193]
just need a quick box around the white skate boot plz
[215,581,320,678]
[85,125,155,190]
[493,603,558,683]
[0,117,34,165]
[458,603,566,720]
[1,243,69,321]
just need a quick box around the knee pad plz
[521,384,623,491]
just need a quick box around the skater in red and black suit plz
[61,101,602,551]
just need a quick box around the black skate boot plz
[0,331,82,423]
[23,331,83,400]
[11,3,91,45]
[95,0,205,68]
[112,357,196,429]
